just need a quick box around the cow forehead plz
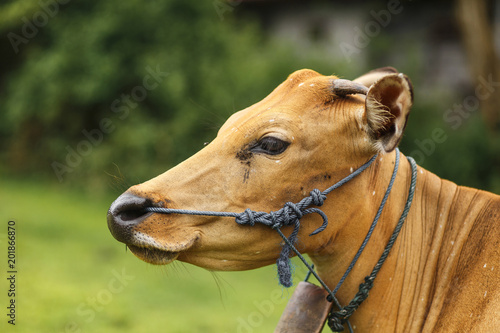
[219,69,361,137]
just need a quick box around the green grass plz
[0,179,310,333]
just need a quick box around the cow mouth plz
[127,245,180,265]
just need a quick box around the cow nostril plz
[118,209,149,222]
[107,192,154,243]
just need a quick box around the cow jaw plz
[126,228,200,265]
[127,245,179,265]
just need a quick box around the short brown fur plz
[108,69,500,332]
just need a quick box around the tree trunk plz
[455,0,500,134]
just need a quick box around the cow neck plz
[271,150,416,332]
[325,153,417,332]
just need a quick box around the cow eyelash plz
[250,136,290,155]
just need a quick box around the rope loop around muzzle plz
[144,153,378,288]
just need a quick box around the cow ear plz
[365,73,413,153]
[354,66,398,88]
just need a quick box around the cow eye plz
[250,136,290,155]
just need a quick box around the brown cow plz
[107,68,500,332]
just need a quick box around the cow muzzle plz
[107,192,153,243]
[107,192,181,264]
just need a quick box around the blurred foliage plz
[0,0,305,190]
[0,0,498,194]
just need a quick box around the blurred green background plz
[0,0,499,332]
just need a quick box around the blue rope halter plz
[145,152,377,287]
[144,148,418,332]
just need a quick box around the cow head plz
[107,68,413,273]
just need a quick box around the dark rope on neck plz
[332,150,400,296]
[327,155,418,332]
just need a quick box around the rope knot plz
[269,211,280,229]
[282,202,303,224]
[310,188,326,206]
[328,311,347,332]
[235,208,255,226]
[356,276,374,300]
